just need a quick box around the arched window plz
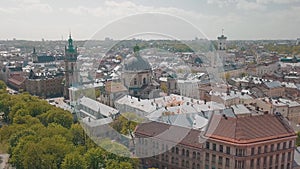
[143,77,146,84]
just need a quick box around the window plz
[281,153,285,163]
[193,151,196,159]
[176,147,179,154]
[219,145,223,153]
[275,143,279,150]
[264,145,268,153]
[276,154,279,164]
[251,147,255,155]
[289,141,292,148]
[257,158,260,166]
[213,143,216,151]
[186,150,189,157]
[206,142,210,149]
[212,154,216,163]
[205,153,209,161]
[269,156,273,165]
[226,147,230,154]
[143,77,146,84]
[134,78,137,85]
[287,152,291,161]
[186,161,189,168]
[258,146,261,154]
[283,142,287,149]
[182,148,185,156]
[181,160,185,167]
[263,157,267,167]
[197,152,200,160]
[225,158,230,167]
[218,156,223,165]
[271,144,274,152]
[250,159,254,168]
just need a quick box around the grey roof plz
[264,81,282,89]
[123,53,151,71]
[79,96,119,117]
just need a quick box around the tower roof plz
[217,34,227,40]
[123,45,151,71]
[66,33,75,53]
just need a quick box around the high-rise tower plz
[63,33,78,99]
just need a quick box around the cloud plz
[257,0,300,4]
[207,0,265,10]
[237,0,266,10]
[0,0,52,14]
[207,0,238,7]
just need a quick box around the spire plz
[68,33,73,49]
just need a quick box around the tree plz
[225,72,231,82]
[61,152,87,169]
[71,123,86,146]
[160,83,168,93]
[84,148,106,169]
[0,80,6,90]
[105,160,132,169]
[110,112,143,135]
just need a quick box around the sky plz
[0,0,300,40]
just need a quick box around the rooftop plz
[79,96,119,118]
[134,121,204,148]
[205,114,296,144]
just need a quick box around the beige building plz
[205,114,296,169]
[134,114,297,169]
[255,98,300,124]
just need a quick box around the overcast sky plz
[1,0,300,40]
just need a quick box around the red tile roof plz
[205,114,296,144]
[8,74,26,86]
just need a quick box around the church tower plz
[32,47,38,63]
[217,29,227,50]
[63,33,78,99]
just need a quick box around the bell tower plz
[63,33,78,99]
[217,29,227,50]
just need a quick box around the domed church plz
[121,45,160,99]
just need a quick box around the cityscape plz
[0,1,300,169]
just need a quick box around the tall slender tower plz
[217,29,227,50]
[64,33,78,99]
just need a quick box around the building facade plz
[134,114,297,169]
